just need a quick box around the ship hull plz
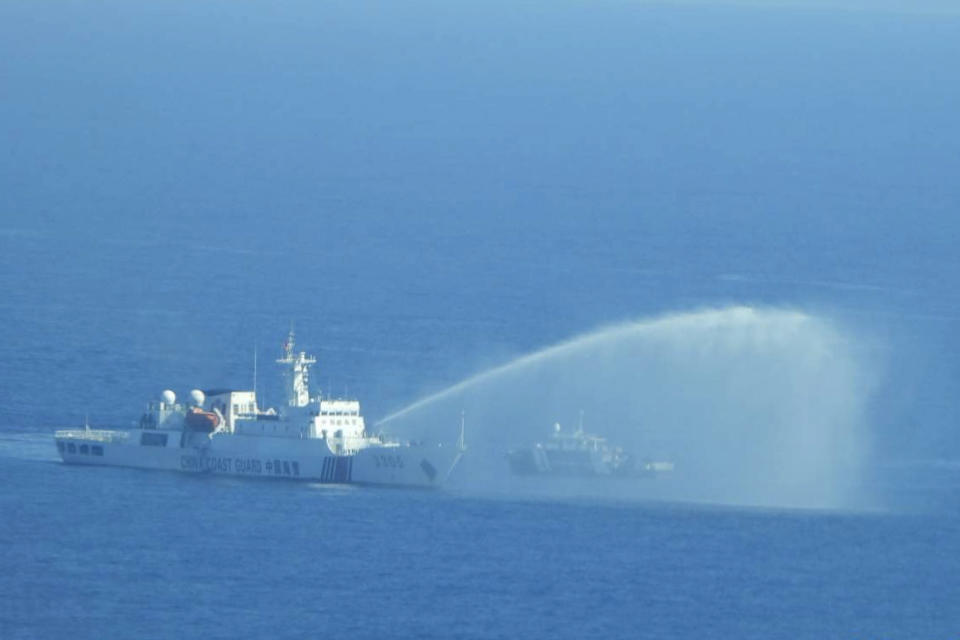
[55,429,460,488]
[506,447,668,478]
[507,446,615,476]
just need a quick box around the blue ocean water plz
[2,443,959,640]
[2,1,960,637]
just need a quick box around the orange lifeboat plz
[185,407,221,432]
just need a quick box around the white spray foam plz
[380,307,875,509]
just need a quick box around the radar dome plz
[190,389,206,406]
[161,389,176,405]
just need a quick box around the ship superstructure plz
[55,331,464,487]
[507,416,672,477]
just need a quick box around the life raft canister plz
[185,407,221,432]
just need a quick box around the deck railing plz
[54,429,130,443]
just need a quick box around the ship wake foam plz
[380,306,877,509]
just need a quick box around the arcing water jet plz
[380,307,875,509]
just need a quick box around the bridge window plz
[79,444,89,455]
[92,445,104,456]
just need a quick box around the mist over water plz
[381,307,876,510]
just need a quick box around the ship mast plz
[276,329,316,408]
[444,411,468,484]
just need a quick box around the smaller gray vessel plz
[507,416,673,477]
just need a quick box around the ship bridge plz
[311,398,366,451]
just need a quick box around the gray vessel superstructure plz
[507,418,672,477]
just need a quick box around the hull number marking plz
[374,454,404,469]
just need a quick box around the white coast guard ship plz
[54,332,464,488]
